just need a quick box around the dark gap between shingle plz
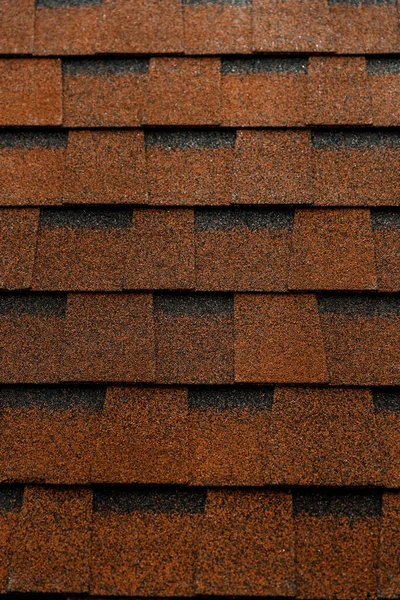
[221,57,308,75]
[367,58,400,74]
[188,386,274,411]
[0,130,68,149]
[194,207,294,232]
[0,293,67,317]
[0,386,106,411]
[145,129,237,150]
[182,0,251,5]
[0,486,24,512]
[36,0,102,7]
[317,294,400,317]
[154,293,234,316]
[372,388,400,411]
[40,207,133,229]
[311,130,400,149]
[293,490,382,518]
[370,209,400,230]
[63,59,149,77]
[94,488,207,514]
[327,0,396,5]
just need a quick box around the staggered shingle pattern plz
[0,1,399,599]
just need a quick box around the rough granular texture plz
[1,2,399,599]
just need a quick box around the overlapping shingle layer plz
[0,1,400,598]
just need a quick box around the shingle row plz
[0,291,398,385]
[2,129,400,206]
[2,206,399,292]
[0,485,399,598]
[1,57,400,126]
[1,385,399,487]
[3,0,400,55]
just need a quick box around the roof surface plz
[0,0,400,598]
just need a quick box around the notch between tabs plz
[93,487,207,515]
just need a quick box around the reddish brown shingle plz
[0,0,34,54]
[378,492,400,598]
[0,209,38,290]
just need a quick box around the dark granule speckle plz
[367,58,400,74]
[371,209,400,230]
[39,207,133,230]
[311,129,400,149]
[0,486,24,512]
[372,388,400,411]
[182,0,251,4]
[63,59,149,76]
[221,57,308,75]
[317,294,400,316]
[293,489,382,518]
[0,130,68,149]
[188,386,274,411]
[145,129,237,150]
[328,0,395,4]
[0,293,67,317]
[93,487,207,514]
[0,386,106,411]
[154,293,234,316]
[194,207,294,231]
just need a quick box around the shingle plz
[307,57,372,125]
[289,208,377,290]
[268,387,382,486]
[90,487,202,595]
[235,293,329,383]
[253,0,332,52]
[0,486,23,593]
[233,130,312,205]
[124,208,195,290]
[188,386,273,485]
[378,492,400,598]
[144,58,221,126]
[145,130,234,206]
[8,486,92,593]
[63,130,147,204]
[195,207,293,291]
[92,386,189,484]
[371,209,400,291]
[62,293,155,382]
[62,59,149,127]
[34,0,101,55]
[0,131,66,206]
[221,57,308,126]
[196,489,295,595]
[368,59,400,126]
[183,0,252,53]
[155,292,234,384]
[0,209,39,290]
[0,60,62,126]
[373,388,400,487]
[0,0,34,54]
[0,386,104,484]
[32,207,131,291]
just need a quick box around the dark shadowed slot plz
[63,59,150,76]
[293,490,382,518]
[194,207,294,231]
[144,129,237,150]
[370,209,400,230]
[0,130,68,149]
[182,0,252,5]
[36,0,102,7]
[367,58,400,75]
[372,389,400,412]
[221,57,308,75]
[93,487,207,514]
[154,293,234,316]
[311,129,400,149]
[0,293,67,317]
[328,0,396,5]
[39,207,133,230]
[188,386,274,411]
[0,486,24,512]
[317,294,400,317]
[0,386,106,411]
